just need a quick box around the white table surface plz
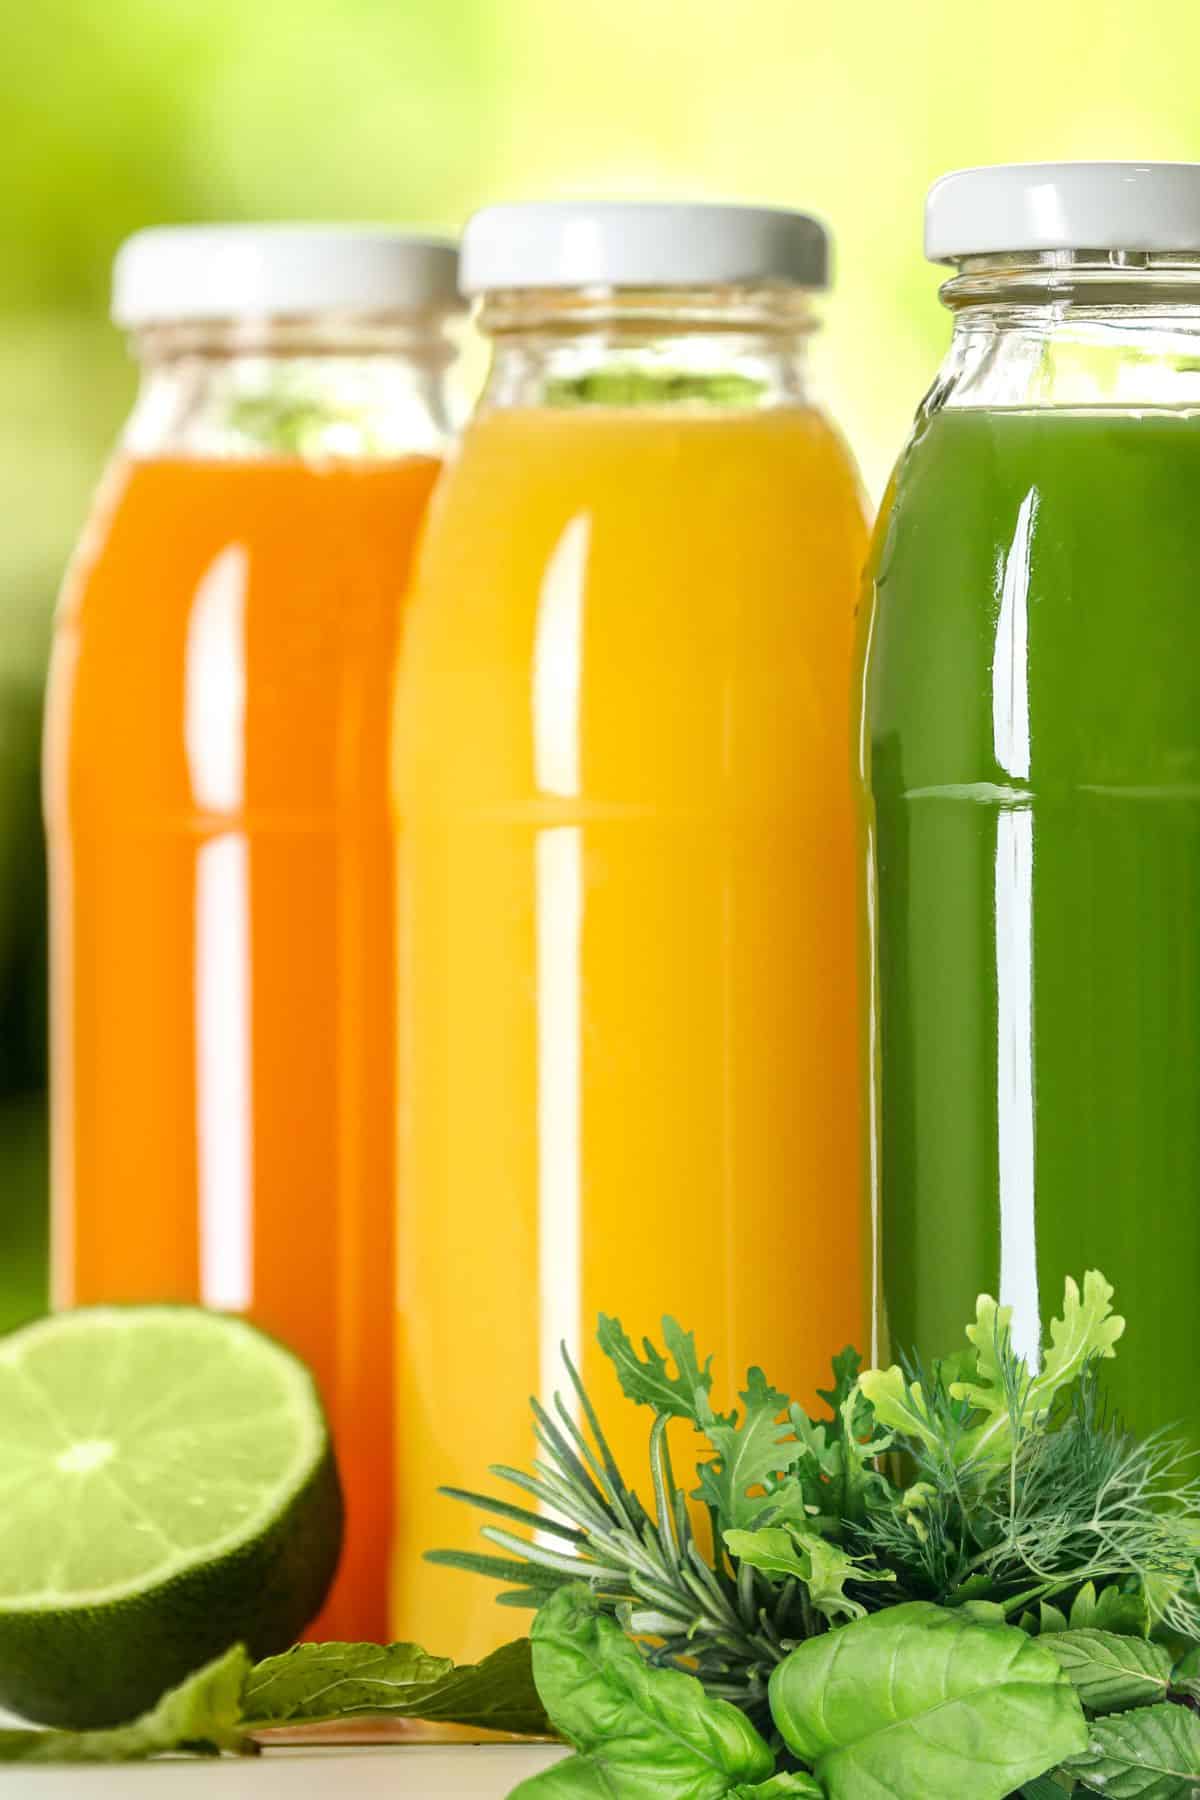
[0,1743,567,1795]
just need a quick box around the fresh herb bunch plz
[435,1272,1200,1723]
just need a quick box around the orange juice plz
[44,223,462,1643]
[46,454,438,1639]
[393,201,870,1660]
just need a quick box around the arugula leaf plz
[788,1378,894,1531]
[952,1272,1125,1465]
[510,1584,774,1799]
[1069,1701,1200,1797]
[724,1523,894,1624]
[0,1647,252,1763]
[767,1602,1088,1800]
[1043,1630,1173,1714]
[816,1348,863,1419]
[858,1273,1125,1474]
[1068,1580,1152,1636]
[693,1369,800,1529]
[855,1364,942,1453]
[597,1315,713,1423]
[245,1637,550,1736]
[597,1319,808,1532]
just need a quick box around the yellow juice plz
[392,401,870,1660]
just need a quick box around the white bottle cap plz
[112,225,463,326]
[926,162,1200,263]
[459,201,829,296]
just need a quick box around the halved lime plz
[0,1305,342,1727]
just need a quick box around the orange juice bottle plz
[392,202,871,1659]
[44,226,463,1641]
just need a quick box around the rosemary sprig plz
[428,1350,806,1717]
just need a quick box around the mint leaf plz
[768,1602,1088,1800]
[724,1523,894,1624]
[952,1272,1124,1465]
[1069,1701,1200,1796]
[597,1315,713,1423]
[245,1638,550,1736]
[1044,1631,1173,1714]
[511,1585,773,1799]
[0,1647,251,1763]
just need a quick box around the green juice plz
[865,407,1200,1436]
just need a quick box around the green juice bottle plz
[859,163,1200,1437]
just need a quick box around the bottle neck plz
[122,313,462,460]
[475,286,817,413]
[932,251,1200,412]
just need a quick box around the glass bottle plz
[44,225,463,1640]
[859,162,1200,1431]
[391,201,871,1659]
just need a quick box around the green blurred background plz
[2,0,1197,1328]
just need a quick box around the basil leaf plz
[1044,1630,1173,1714]
[1069,1700,1200,1796]
[729,1779,824,1797]
[0,1646,251,1762]
[245,1637,550,1736]
[511,1584,774,1798]
[768,1602,1088,1800]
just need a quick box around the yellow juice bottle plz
[391,202,870,1659]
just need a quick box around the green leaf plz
[1066,1587,1153,1646]
[1171,1643,1200,1703]
[951,1272,1125,1465]
[1019,1779,1072,1798]
[1082,1583,1151,1637]
[767,1602,1088,1800]
[1040,1600,1071,1634]
[0,1647,252,1763]
[724,1523,894,1624]
[1043,1631,1173,1714]
[511,1584,774,1799]
[597,1315,713,1424]
[694,1368,802,1529]
[855,1365,942,1454]
[544,369,767,408]
[816,1348,863,1419]
[244,1637,550,1736]
[729,1779,824,1798]
[1069,1701,1200,1796]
